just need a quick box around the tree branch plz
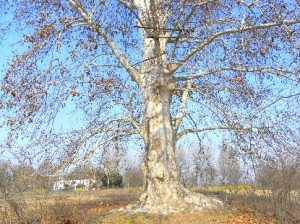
[175,66,300,83]
[169,19,300,74]
[51,121,139,176]
[168,4,198,64]
[67,0,139,84]
[118,0,146,31]
[252,92,300,118]
[176,126,252,140]
[173,81,193,132]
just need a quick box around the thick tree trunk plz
[128,85,222,214]
[120,2,222,212]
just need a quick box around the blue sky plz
[1,1,299,173]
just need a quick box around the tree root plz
[113,191,223,215]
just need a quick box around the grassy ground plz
[0,188,285,223]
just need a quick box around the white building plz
[53,179,96,191]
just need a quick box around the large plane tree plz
[0,0,299,214]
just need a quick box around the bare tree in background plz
[218,143,242,185]
[175,147,192,187]
[193,146,217,187]
[123,166,144,188]
[98,156,122,188]
[95,143,127,188]
[0,161,12,197]
[68,163,96,180]
[176,145,217,188]
[254,147,300,223]
[12,163,36,192]
[0,0,299,213]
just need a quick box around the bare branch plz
[169,19,300,74]
[173,81,193,132]
[89,0,105,18]
[78,129,138,162]
[118,0,145,30]
[176,126,252,140]
[175,66,300,83]
[116,102,142,133]
[52,121,139,176]
[252,92,300,118]
[168,4,198,64]
[67,0,139,83]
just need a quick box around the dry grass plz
[0,188,141,223]
[98,210,231,224]
[2,188,298,223]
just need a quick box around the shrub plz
[74,187,85,193]
[35,188,47,194]
[76,183,85,189]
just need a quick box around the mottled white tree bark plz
[119,0,222,213]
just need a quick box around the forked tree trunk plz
[121,1,222,213]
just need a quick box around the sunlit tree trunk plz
[133,30,221,212]
[140,90,188,212]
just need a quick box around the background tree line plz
[2,142,299,193]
